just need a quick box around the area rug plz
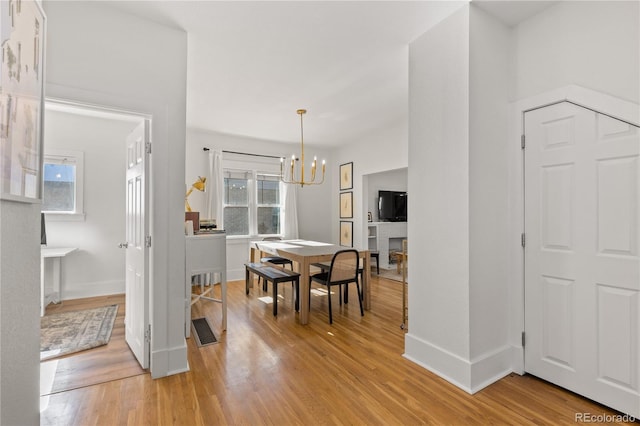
[41,305,118,361]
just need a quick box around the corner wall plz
[467,5,512,384]
[44,1,188,378]
[405,5,472,388]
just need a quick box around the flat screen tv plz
[378,190,407,222]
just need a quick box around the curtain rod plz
[203,147,282,160]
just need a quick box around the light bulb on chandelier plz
[280,109,326,187]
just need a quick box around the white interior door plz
[524,101,639,417]
[124,119,150,369]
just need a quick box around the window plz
[223,169,282,236]
[256,173,281,235]
[223,170,249,236]
[42,149,84,219]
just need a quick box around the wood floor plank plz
[41,294,146,395]
[41,275,634,425]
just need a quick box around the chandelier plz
[280,109,325,187]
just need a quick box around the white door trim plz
[508,85,640,374]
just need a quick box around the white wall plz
[0,202,40,425]
[406,5,472,388]
[334,120,408,249]
[405,0,639,395]
[186,128,332,280]
[44,1,188,378]
[512,1,639,104]
[468,4,511,381]
[365,168,407,223]
[506,0,640,371]
[44,108,139,300]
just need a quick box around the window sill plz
[43,212,86,222]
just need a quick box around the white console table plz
[185,232,227,337]
[367,222,407,270]
[41,247,78,316]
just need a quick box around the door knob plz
[118,242,129,249]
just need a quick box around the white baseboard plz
[469,345,513,393]
[404,332,474,392]
[227,268,245,282]
[62,280,125,300]
[151,343,188,379]
[510,344,524,375]
[404,333,513,394]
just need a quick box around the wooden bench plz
[245,262,301,316]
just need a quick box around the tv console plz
[367,222,407,270]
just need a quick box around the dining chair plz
[258,237,294,290]
[310,249,363,324]
[311,259,364,305]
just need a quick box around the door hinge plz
[144,324,151,343]
[521,134,526,149]
[145,141,152,154]
[145,235,152,247]
[521,233,526,248]
[521,331,526,347]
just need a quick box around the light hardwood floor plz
[41,294,145,395]
[41,275,632,425]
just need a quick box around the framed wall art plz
[340,221,353,247]
[0,0,46,202]
[340,191,353,219]
[339,162,353,190]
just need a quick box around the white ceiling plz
[103,1,556,147]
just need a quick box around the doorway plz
[40,100,149,400]
[523,101,639,417]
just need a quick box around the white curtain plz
[205,150,224,230]
[282,170,299,239]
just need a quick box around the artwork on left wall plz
[340,221,353,247]
[0,0,46,202]
[340,191,353,218]
[339,162,353,191]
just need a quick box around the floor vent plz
[191,317,218,347]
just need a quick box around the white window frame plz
[223,168,283,238]
[255,172,283,237]
[42,148,85,221]
[223,169,251,236]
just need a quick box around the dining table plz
[249,239,371,325]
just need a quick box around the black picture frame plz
[340,191,353,219]
[340,221,353,247]
[339,162,353,191]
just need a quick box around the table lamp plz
[185,176,206,234]
[185,176,206,212]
